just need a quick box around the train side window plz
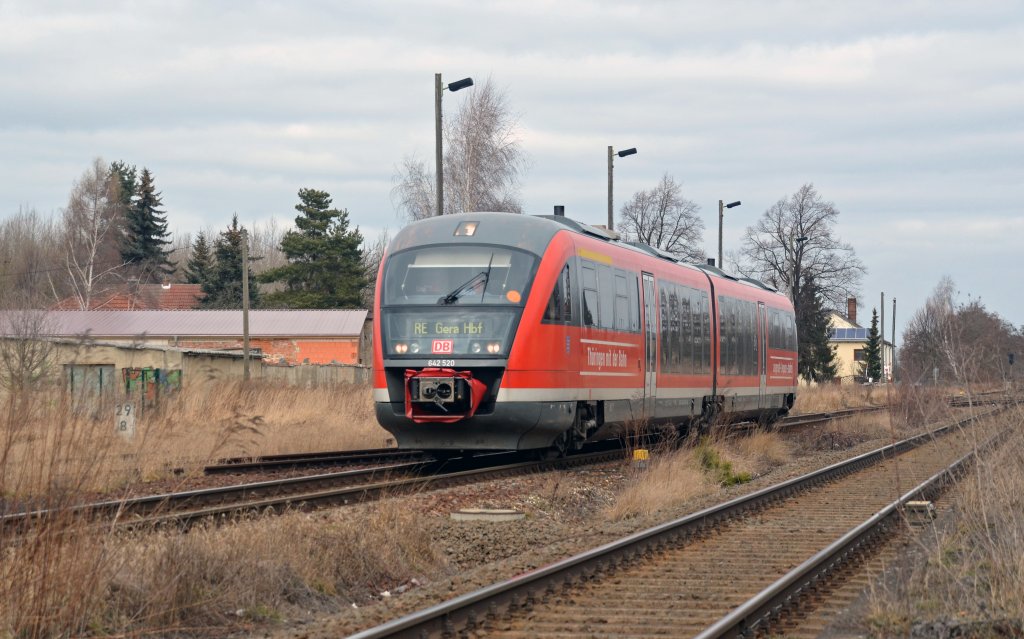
[597,264,614,329]
[749,303,757,376]
[543,264,573,323]
[581,262,598,327]
[680,288,692,374]
[663,286,671,372]
[562,265,573,321]
[583,289,598,327]
[696,288,704,374]
[718,296,729,375]
[629,274,640,332]
[701,293,710,374]
[613,272,630,331]
[740,301,749,375]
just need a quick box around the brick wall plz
[177,338,360,365]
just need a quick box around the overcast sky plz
[2,1,1022,335]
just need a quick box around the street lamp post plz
[607,146,637,231]
[792,235,809,312]
[435,73,473,216]
[717,200,741,269]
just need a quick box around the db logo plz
[432,339,454,354]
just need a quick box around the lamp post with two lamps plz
[717,199,741,269]
[607,146,637,231]
[435,73,474,216]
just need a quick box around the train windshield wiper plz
[439,255,494,305]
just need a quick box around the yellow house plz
[827,298,894,383]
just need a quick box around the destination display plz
[383,309,518,357]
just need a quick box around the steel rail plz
[0,460,427,534]
[347,407,999,639]
[204,447,427,474]
[1,447,628,534]
[695,425,1013,639]
[124,448,629,529]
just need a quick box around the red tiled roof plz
[52,284,205,311]
[1,309,369,338]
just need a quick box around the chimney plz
[707,258,716,266]
[553,205,564,217]
[847,297,857,325]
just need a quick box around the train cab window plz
[543,264,573,323]
[383,245,536,305]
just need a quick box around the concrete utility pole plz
[891,297,897,382]
[242,228,251,382]
[434,73,473,216]
[607,146,637,231]
[717,200,741,269]
[435,73,444,217]
[607,146,614,230]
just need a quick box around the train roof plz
[389,212,780,295]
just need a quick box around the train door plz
[758,302,768,407]
[641,273,657,417]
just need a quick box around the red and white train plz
[373,212,798,454]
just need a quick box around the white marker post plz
[115,402,136,439]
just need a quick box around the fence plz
[261,363,371,387]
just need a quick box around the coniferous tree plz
[185,231,214,286]
[259,188,366,308]
[108,161,137,211]
[121,167,173,281]
[795,274,837,382]
[201,215,260,309]
[862,307,883,382]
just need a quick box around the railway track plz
[3,405,892,535]
[1,444,631,533]
[203,447,428,474]
[348,407,1006,639]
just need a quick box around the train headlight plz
[471,342,482,354]
[409,342,420,353]
[394,343,408,354]
[486,342,501,354]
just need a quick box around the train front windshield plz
[381,245,537,358]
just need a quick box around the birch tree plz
[57,158,126,309]
[393,78,528,220]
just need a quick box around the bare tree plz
[901,276,1024,385]
[54,159,127,309]
[0,207,64,308]
[736,183,865,311]
[360,229,390,306]
[618,173,704,262]
[247,216,287,275]
[392,78,528,220]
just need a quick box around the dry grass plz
[793,383,889,413]
[725,429,794,474]
[865,410,1024,635]
[1,501,442,636]
[0,379,440,638]
[2,380,388,497]
[604,446,713,521]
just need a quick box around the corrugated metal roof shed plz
[0,310,368,338]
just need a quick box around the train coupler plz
[404,368,487,423]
